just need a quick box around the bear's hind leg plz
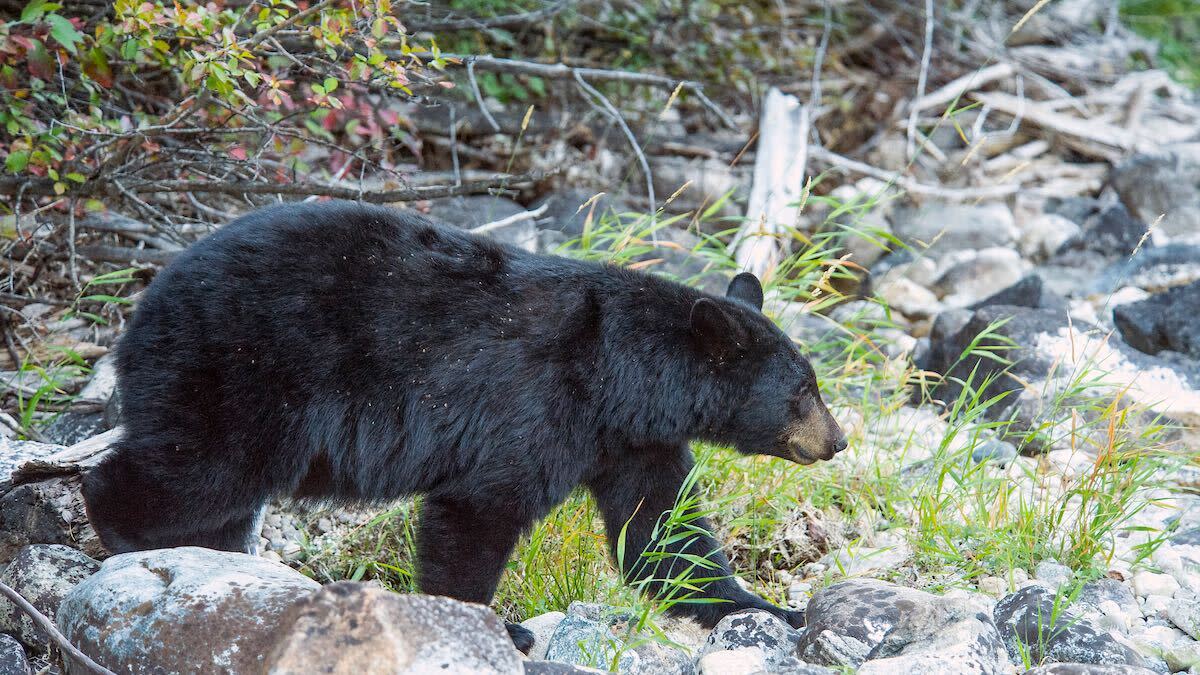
[415,496,535,653]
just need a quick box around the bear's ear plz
[726,272,763,312]
[690,298,750,361]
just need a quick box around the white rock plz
[1107,286,1152,308]
[879,277,942,320]
[1142,594,1172,620]
[978,577,1007,597]
[1165,638,1200,672]
[1019,213,1082,260]
[1134,571,1182,598]
[520,611,565,661]
[697,647,767,675]
[935,247,1028,307]
[1170,596,1200,640]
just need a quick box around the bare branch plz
[0,580,117,675]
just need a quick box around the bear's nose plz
[832,436,848,454]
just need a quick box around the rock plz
[798,580,1006,672]
[921,304,1200,429]
[933,247,1029,307]
[1022,665,1160,675]
[1020,213,1082,261]
[971,439,1019,466]
[649,156,750,218]
[531,189,630,238]
[1090,244,1200,296]
[1110,147,1200,239]
[0,474,102,566]
[426,195,538,251]
[544,602,693,674]
[892,202,1017,256]
[0,439,66,492]
[1164,638,1200,672]
[1132,572,1181,599]
[1076,579,1140,620]
[522,611,567,661]
[696,648,766,675]
[979,577,1009,597]
[0,635,28,675]
[1169,597,1200,640]
[698,610,800,671]
[994,585,1149,668]
[819,542,911,577]
[879,277,941,319]
[1034,561,1075,591]
[0,545,100,649]
[523,662,607,675]
[968,274,1065,313]
[1114,280,1200,359]
[57,547,320,674]
[265,582,523,674]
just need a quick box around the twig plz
[470,203,549,235]
[75,245,177,265]
[808,146,1020,200]
[573,72,656,221]
[67,199,79,289]
[910,62,1014,114]
[245,0,334,50]
[907,0,935,160]
[467,58,502,133]
[408,52,737,129]
[0,580,116,675]
[409,1,569,32]
[0,171,553,202]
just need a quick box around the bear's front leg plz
[587,444,804,629]
[415,496,537,653]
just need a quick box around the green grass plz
[1122,0,1200,88]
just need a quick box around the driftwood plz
[10,427,119,486]
[732,89,810,281]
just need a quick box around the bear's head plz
[691,272,847,464]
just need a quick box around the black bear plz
[83,201,846,652]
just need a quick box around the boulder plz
[523,662,607,675]
[892,202,1017,256]
[265,582,523,674]
[521,611,567,661]
[0,635,28,675]
[0,439,66,493]
[56,547,320,674]
[1021,665,1160,675]
[933,247,1029,307]
[1019,213,1081,261]
[531,189,631,238]
[1045,198,1149,258]
[797,580,1007,672]
[1169,596,1200,641]
[697,610,801,672]
[0,474,102,566]
[1113,279,1200,359]
[543,602,693,674]
[0,545,100,649]
[1090,244,1200,296]
[993,586,1148,668]
[1110,147,1200,239]
[967,274,1066,313]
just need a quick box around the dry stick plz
[470,203,549,235]
[467,59,502,133]
[0,580,116,675]
[906,0,935,161]
[413,53,738,130]
[808,146,1019,201]
[572,72,656,222]
[0,171,552,201]
[244,0,334,49]
[910,62,1015,114]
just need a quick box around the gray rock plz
[994,585,1148,668]
[57,547,320,674]
[933,247,1028,307]
[544,603,693,674]
[1075,579,1140,619]
[1090,244,1200,296]
[1169,597,1200,640]
[522,611,567,661]
[1110,147,1200,239]
[968,274,1066,313]
[698,610,800,671]
[0,635,28,675]
[972,439,1019,466]
[426,195,539,251]
[0,475,103,566]
[265,582,523,674]
[0,545,100,649]
[1034,561,1075,591]
[892,203,1017,256]
[1022,665,1161,675]
[1113,279,1200,359]
[0,439,66,493]
[524,662,608,674]
[798,580,1007,673]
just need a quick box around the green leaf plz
[6,151,29,173]
[65,172,85,183]
[322,77,338,92]
[45,14,84,55]
[20,0,51,23]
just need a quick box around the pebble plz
[1142,595,1172,620]
[978,576,1007,597]
[971,438,1019,466]
[1134,571,1181,598]
[1035,560,1074,590]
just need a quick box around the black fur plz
[83,201,846,650]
